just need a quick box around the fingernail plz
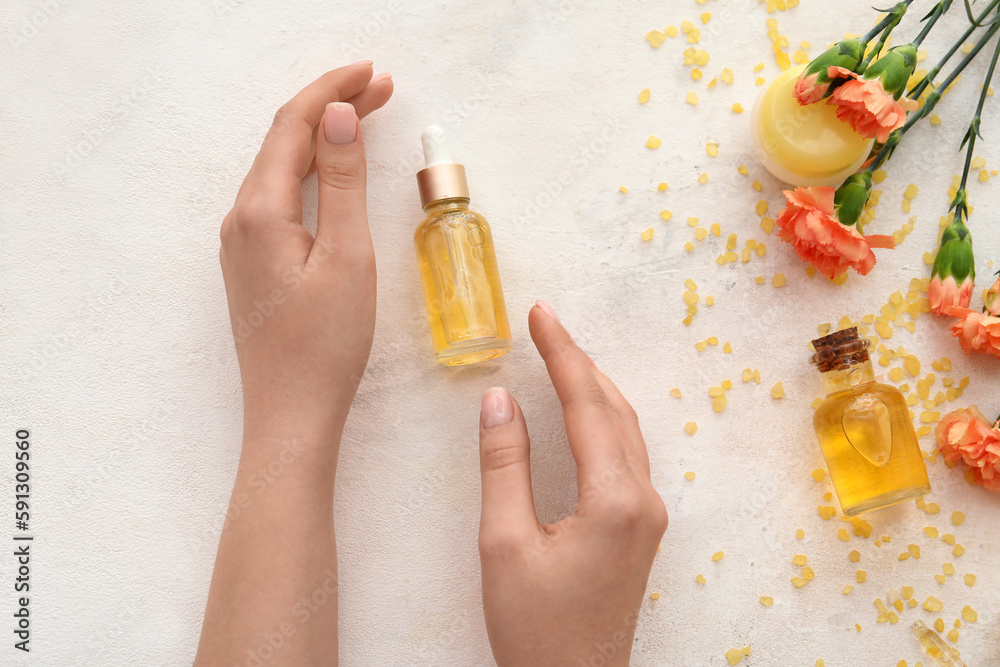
[371,71,392,82]
[351,59,373,67]
[324,102,357,145]
[481,387,514,429]
[535,300,561,324]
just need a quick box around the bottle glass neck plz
[422,197,470,215]
[819,358,876,395]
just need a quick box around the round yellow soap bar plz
[751,65,873,186]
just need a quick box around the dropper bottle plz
[414,125,512,365]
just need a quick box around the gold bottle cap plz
[416,125,469,206]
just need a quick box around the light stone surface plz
[1,1,999,665]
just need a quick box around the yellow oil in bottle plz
[415,198,512,365]
[811,328,930,516]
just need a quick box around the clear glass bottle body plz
[414,197,512,366]
[813,359,930,515]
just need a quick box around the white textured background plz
[2,1,999,665]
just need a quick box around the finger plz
[528,301,627,480]
[304,74,394,177]
[590,365,651,479]
[312,101,370,260]
[246,62,375,194]
[479,388,540,540]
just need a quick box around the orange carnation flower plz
[947,307,1000,359]
[826,65,918,143]
[776,186,895,280]
[936,406,1000,492]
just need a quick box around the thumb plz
[314,101,369,258]
[479,388,539,542]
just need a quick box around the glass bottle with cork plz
[810,327,930,515]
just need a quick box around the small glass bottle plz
[414,125,512,366]
[750,64,874,186]
[810,327,930,515]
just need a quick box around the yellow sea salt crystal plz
[965,573,976,586]
[646,30,666,47]
[723,342,733,353]
[952,511,964,525]
[926,502,940,514]
[641,228,654,241]
[760,595,774,606]
[930,114,942,125]
[732,102,744,113]
[709,222,721,236]
[771,382,785,399]
[698,172,708,184]
[707,142,719,157]
[721,67,734,84]
[684,422,698,435]
[773,274,786,287]
[658,182,669,191]
[696,573,706,583]
[889,368,905,382]
[701,11,711,23]
[796,529,804,539]
[706,295,715,306]
[685,471,696,480]
[908,544,921,559]
[687,91,699,105]
[726,232,738,250]
[681,20,694,33]
[963,605,978,622]
[713,395,727,412]
[726,648,744,665]
[943,563,955,575]
[935,618,945,633]
[953,544,965,556]
[924,526,939,537]
[923,596,943,612]
[802,567,814,580]
[792,554,807,566]
[646,136,662,149]
[856,570,866,583]
[791,576,808,587]
[947,629,959,642]
[838,529,850,541]
[755,276,765,285]
[903,183,919,200]
[843,585,854,595]
[691,68,703,80]
[848,550,860,563]
[684,242,694,253]
[695,227,709,241]
[760,217,775,234]
[695,49,710,66]
[737,164,748,175]
[811,468,825,481]
[755,76,766,86]
[942,533,955,545]
[684,278,697,291]
[755,200,768,216]
[712,551,725,562]
[688,28,701,43]
[638,88,651,104]
[670,387,682,398]
[666,25,678,37]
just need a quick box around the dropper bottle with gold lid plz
[414,125,512,366]
[810,327,930,515]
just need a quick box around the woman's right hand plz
[478,301,668,667]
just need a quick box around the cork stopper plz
[810,327,870,372]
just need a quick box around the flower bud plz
[862,43,917,99]
[833,171,872,227]
[929,217,976,315]
[794,39,864,105]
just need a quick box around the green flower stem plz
[862,1,914,44]
[913,0,953,48]
[910,0,1000,98]
[860,2,913,69]
[958,37,1000,198]
[866,19,1000,175]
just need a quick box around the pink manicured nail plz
[351,59,373,67]
[535,300,561,324]
[371,71,392,83]
[324,102,357,145]
[481,387,514,429]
